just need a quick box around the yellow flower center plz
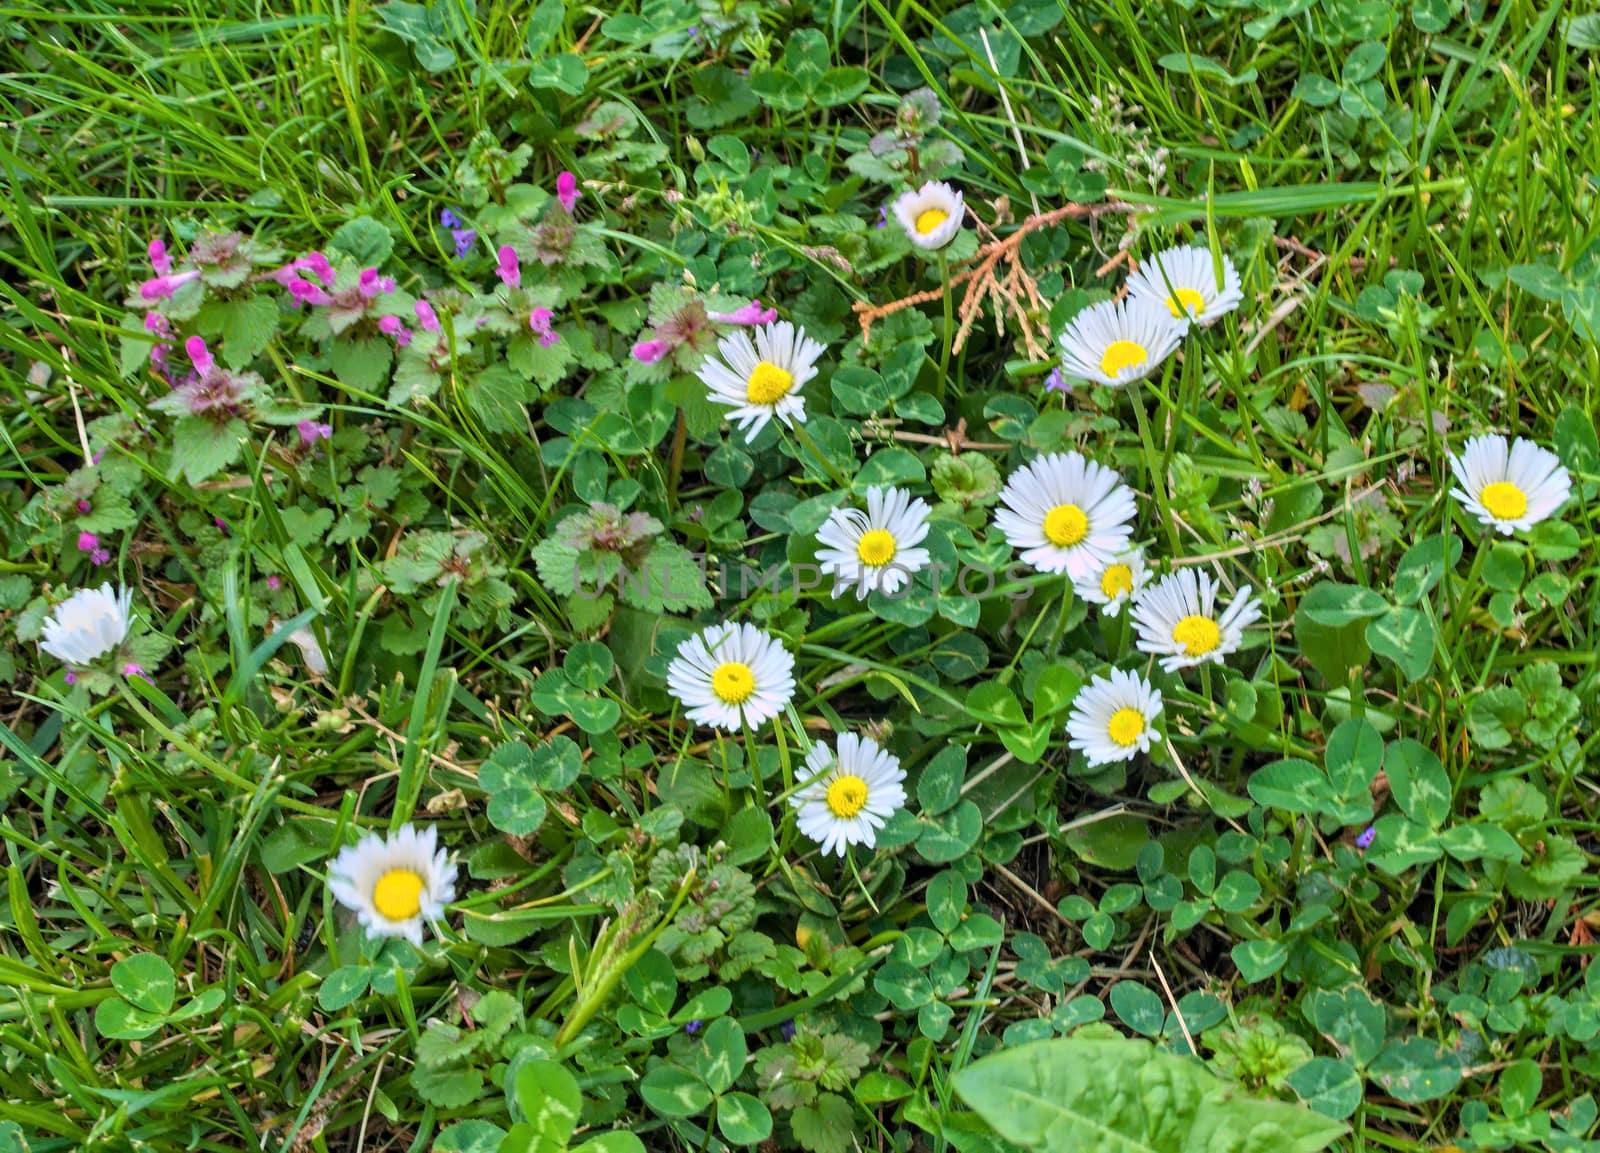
[1479,480,1527,521]
[1107,707,1145,748]
[1173,614,1221,657]
[1043,504,1089,548]
[914,208,949,235]
[746,361,794,405]
[1100,564,1134,599]
[1100,339,1148,378]
[712,661,755,704]
[826,774,869,818]
[1166,288,1206,318]
[856,528,896,566]
[372,869,425,922]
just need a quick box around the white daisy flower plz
[815,486,933,599]
[1066,668,1163,766]
[40,583,133,666]
[1126,244,1245,331]
[993,451,1138,579]
[1057,297,1185,386]
[1131,568,1262,673]
[791,732,907,856]
[1448,433,1571,536]
[666,622,795,731]
[891,181,964,250]
[697,320,824,443]
[1073,548,1149,617]
[328,824,457,948]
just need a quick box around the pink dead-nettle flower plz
[149,237,172,276]
[414,300,440,333]
[91,547,111,566]
[556,171,582,214]
[63,670,77,685]
[632,339,672,364]
[139,269,201,301]
[358,268,397,299]
[496,245,522,290]
[123,663,143,679]
[78,531,99,553]
[528,308,559,348]
[186,336,215,376]
[298,420,333,445]
[378,315,412,347]
[288,278,333,307]
[709,300,778,326]
[76,500,92,514]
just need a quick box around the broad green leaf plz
[1383,739,1451,830]
[111,954,176,1015]
[1365,607,1435,681]
[1285,1058,1363,1120]
[1368,1037,1461,1104]
[1305,985,1385,1065]
[953,1037,1347,1152]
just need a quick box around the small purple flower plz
[76,500,92,514]
[378,314,412,347]
[440,208,462,230]
[288,278,333,307]
[63,670,77,686]
[709,300,778,326]
[186,336,215,376]
[632,338,672,364]
[214,516,229,535]
[359,268,396,299]
[297,420,333,445]
[689,24,700,36]
[91,547,110,566]
[528,307,559,348]
[148,237,172,276]
[77,531,99,554]
[875,205,889,229]
[123,663,143,679]
[780,1020,796,1041]
[415,300,440,333]
[1355,826,1376,850]
[1044,367,1070,394]
[452,228,477,260]
[139,269,201,301]
[266,574,282,591]
[496,245,522,289]
[684,1020,704,1036]
[556,171,582,214]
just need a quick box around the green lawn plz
[2,2,1599,1151]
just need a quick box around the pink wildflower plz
[556,171,582,213]
[266,574,282,591]
[139,269,201,300]
[288,278,333,307]
[496,245,521,290]
[186,336,215,376]
[297,420,333,445]
[123,663,143,679]
[378,315,412,347]
[528,308,559,348]
[149,237,172,276]
[708,300,778,326]
[632,339,672,364]
[77,531,99,553]
[414,300,440,332]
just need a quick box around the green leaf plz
[1368,1037,1461,1104]
[694,1018,746,1096]
[564,641,614,690]
[916,745,966,816]
[1300,582,1388,625]
[1294,583,1372,687]
[171,415,246,483]
[200,294,279,367]
[1392,534,1460,604]
[791,1092,856,1153]
[965,682,1026,727]
[1305,985,1386,1066]
[434,1121,507,1153]
[1341,41,1387,84]
[512,1059,582,1145]
[1232,939,1289,982]
[1248,758,1328,815]
[317,965,371,1012]
[953,1037,1347,1152]
[924,870,967,934]
[1108,982,1165,1038]
[1384,739,1451,830]
[916,801,982,863]
[717,1092,774,1144]
[1292,74,1341,107]
[1365,607,1435,681]
[640,1064,713,1118]
[530,52,588,94]
[1284,1058,1364,1120]
[93,998,166,1040]
[330,215,394,265]
[112,954,175,1015]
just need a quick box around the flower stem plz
[935,249,953,403]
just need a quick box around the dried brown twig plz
[852,200,1137,359]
